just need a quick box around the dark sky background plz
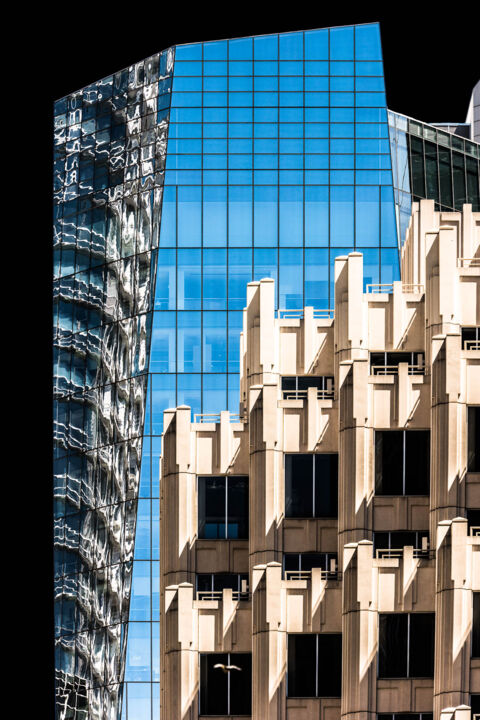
[48,7,478,124]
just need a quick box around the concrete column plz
[252,562,286,720]
[342,541,376,720]
[434,518,472,717]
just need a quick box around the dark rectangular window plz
[287,634,342,698]
[439,148,453,208]
[468,407,480,472]
[452,151,466,210]
[378,614,408,677]
[285,454,338,518]
[287,634,316,697]
[462,327,480,351]
[405,431,430,494]
[282,376,334,399]
[473,593,480,658]
[200,652,251,715]
[373,530,429,556]
[467,509,480,533]
[471,694,480,714]
[370,352,424,375]
[228,476,249,538]
[379,614,434,678]
[284,552,338,577]
[424,141,439,202]
[375,431,403,494]
[375,431,429,495]
[409,135,425,197]
[196,573,249,598]
[198,476,248,539]
[409,614,435,676]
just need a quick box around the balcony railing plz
[284,569,339,581]
[375,547,430,560]
[193,412,243,423]
[282,388,335,400]
[371,363,426,376]
[366,282,424,294]
[196,590,249,601]
[457,257,480,268]
[464,339,480,350]
[277,309,334,319]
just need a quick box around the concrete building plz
[159,200,480,720]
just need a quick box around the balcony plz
[366,282,425,294]
[284,568,339,582]
[281,376,335,400]
[277,308,334,319]
[370,351,426,377]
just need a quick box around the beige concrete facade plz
[159,200,480,720]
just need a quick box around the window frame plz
[473,591,480,658]
[286,632,342,698]
[199,651,252,716]
[468,406,480,473]
[372,530,429,556]
[197,475,249,540]
[281,375,334,399]
[462,326,480,350]
[283,551,338,577]
[196,572,249,598]
[284,452,338,518]
[374,429,430,496]
[378,612,435,679]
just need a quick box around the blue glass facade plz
[54,22,479,720]
[120,22,400,720]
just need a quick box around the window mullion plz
[403,431,406,495]
[225,476,228,539]
[312,455,315,518]
[406,614,410,677]
[227,652,231,715]
[315,634,319,697]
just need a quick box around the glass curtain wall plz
[389,110,480,245]
[53,50,174,720]
[121,22,400,720]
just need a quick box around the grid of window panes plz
[389,110,480,246]
[53,50,173,720]
[406,116,479,212]
[388,111,412,246]
[152,23,401,424]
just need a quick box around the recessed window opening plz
[196,573,249,599]
[462,326,480,350]
[287,633,342,698]
[283,552,338,579]
[285,454,338,518]
[199,652,251,716]
[373,530,429,558]
[282,375,334,399]
[370,351,424,375]
[375,430,430,495]
[468,407,480,472]
[378,613,434,678]
[198,476,249,539]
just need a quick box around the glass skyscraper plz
[53,23,480,720]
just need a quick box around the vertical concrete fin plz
[259,278,275,372]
